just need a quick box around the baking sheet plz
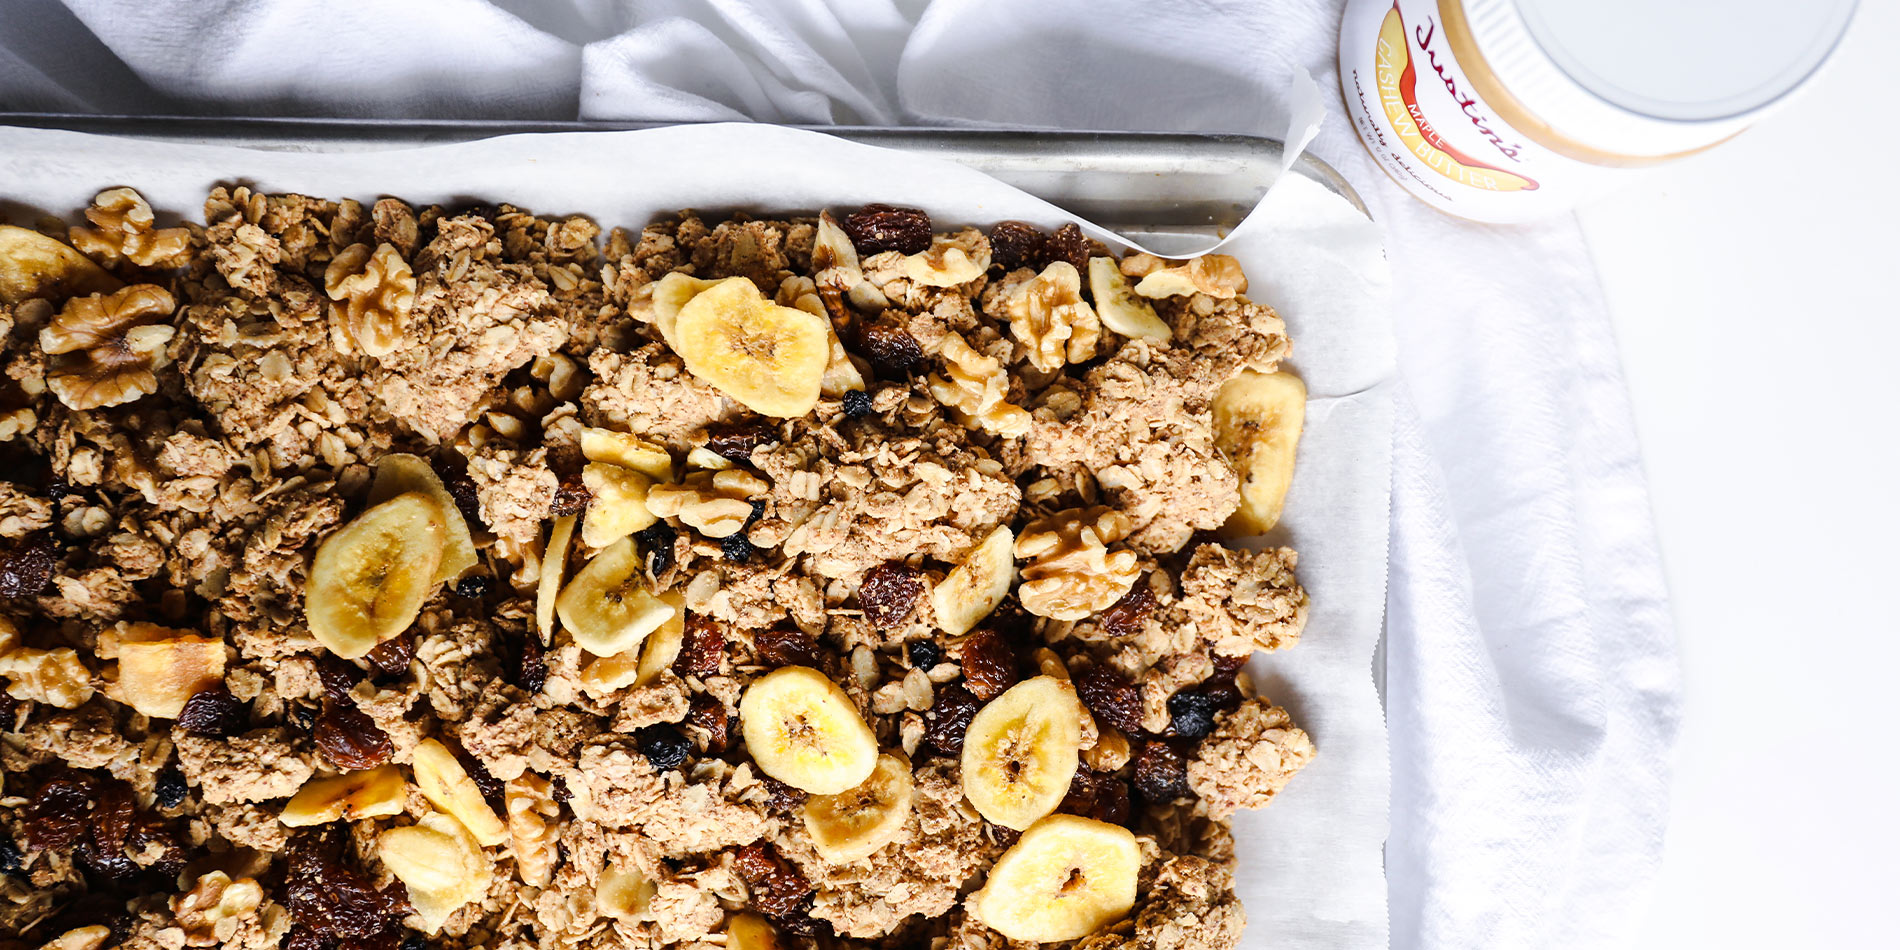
[0,121,1393,950]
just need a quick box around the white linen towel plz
[0,1,1681,947]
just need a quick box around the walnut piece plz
[324,242,416,357]
[903,228,992,287]
[505,772,561,887]
[171,870,265,947]
[928,332,1030,437]
[69,187,192,269]
[1014,507,1141,620]
[1002,261,1100,372]
[647,468,769,539]
[39,284,176,410]
[0,646,94,708]
[1121,252,1248,299]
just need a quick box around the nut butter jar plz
[1339,0,1857,222]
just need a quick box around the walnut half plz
[1121,252,1248,299]
[171,871,265,947]
[928,332,1030,437]
[40,284,176,411]
[325,242,416,358]
[1014,507,1141,621]
[70,187,192,269]
[647,468,770,539]
[1001,261,1100,373]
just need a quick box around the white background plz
[1576,2,1899,945]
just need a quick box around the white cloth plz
[0,2,1681,948]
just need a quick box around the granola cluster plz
[0,188,1316,950]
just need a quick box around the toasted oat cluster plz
[0,189,1318,950]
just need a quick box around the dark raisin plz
[1060,766,1131,827]
[858,562,924,631]
[745,499,766,528]
[841,388,874,418]
[451,743,505,809]
[988,221,1048,272]
[176,685,248,738]
[79,780,136,881]
[439,469,483,526]
[907,639,942,671]
[365,632,416,678]
[284,830,409,940]
[549,472,591,517]
[704,420,776,464]
[1199,655,1248,712]
[0,694,16,733]
[551,776,572,803]
[154,766,188,809]
[0,531,57,600]
[1166,690,1222,740]
[855,321,925,377]
[955,629,1017,701]
[517,630,548,694]
[1045,222,1091,274]
[687,694,730,755]
[1099,582,1156,640]
[674,614,725,677]
[638,724,691,771]
[841,204,932,255]
[316,655,361,701]
[0,836,22,875]
[752,624,821,668]
[641,521,679,576]
[733,841,814,918]
[773,896,832,937]
[722,533,753,563]
[924,683,981,756]
[454,574,491,599]
[314,703,394,770]
[1073,664,1147,737]
[402,935,427,950]
[26,771,96,852]
[758,775,806,813]
[282,926,327,950]
[1132,742,1192,803]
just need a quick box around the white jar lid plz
[1461,0,1857,158]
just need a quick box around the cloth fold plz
[0,1,1679,948]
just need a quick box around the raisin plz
[641,521,678,576]
[314,702,394,770]
[0,836,21,875]
[282,926,327,950]
[517,630,548,695]
[284,830,408,940]
[0,531,57,600]
[365,632,416,679]
[907,639,942,671]
[154,766,188,809]
[1060,766,1131,827]
[79,780,136,881]
[179,685,249,739]
[752,624,821,669]
[674,614,724,677]
[438,468,483,526]
[733,841,813,918]
[549,472,591,517]
[453,743,505,810]
[721,533,753,564]
[988,221,1048,272]
[745,499,766,529]
[758,775,806,813]
[687,694,730,754]
[858,561,924,631]
[0,694,16,733]
[854,321,925,377]
[316,655,361,701]
[704,420,777,464]
[1166,689,1222,740]
[773,897,832,938]
[1073,664,1146,737]
[955,628,1017,701]
[26,771,96,852]
[1132,742,1192,803]
[638,724,691,771]
[1099,582,1156,640]
[841,204,932,256]
[841,388,874,418]
[1045,223,1092,274]
[1199,654,1248,712]
[924,683,981,756]
[125,811,187,878]
[454,574,491,599]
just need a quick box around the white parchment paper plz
[0,122,1393,950]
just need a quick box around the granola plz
[0,195,1318,950]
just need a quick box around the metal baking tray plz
[0,115,1365,251]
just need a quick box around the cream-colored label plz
[1340,0,1614,221]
